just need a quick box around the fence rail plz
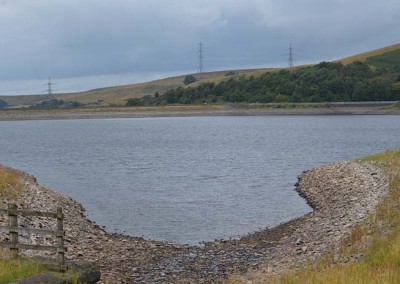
[0,203,66,271]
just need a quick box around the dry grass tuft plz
[0,166,24,204]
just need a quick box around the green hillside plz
[365,49,400,69]
[339,43,400,64]
[129,60,400,106]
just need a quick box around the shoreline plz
[0,104,399,121]
[0,161,389,283]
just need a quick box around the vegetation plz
[0,168,41,282]
[0,252,45,283]
[339,43,400,65]
[0,99,7,109]
[29,99,81,109]
[0,252,81,283]
[236,149,400,284]
[0,166,24,204]
[183,75,198,85]
[146,61,400,105]
[225,71,237,76]
[366,49,400,69]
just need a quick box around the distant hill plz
[1,43,399,108]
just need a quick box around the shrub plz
[183,75,197,85]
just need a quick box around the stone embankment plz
[0,161,388,283]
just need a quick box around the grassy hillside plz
[54,68,278,106]
[1,43,399,108]
[338,43,400,65]
[140,60,400,105]
[365,48,400,69]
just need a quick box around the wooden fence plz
[0,203,66,271]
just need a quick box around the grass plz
[0,166,24,204]
[246,149,400,284]
[384,102,400,112]
[0,250,80,283]
[338,43,400,65]
[365,49,400,69]
[0,250,46,283]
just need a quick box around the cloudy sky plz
[0,0,399,95]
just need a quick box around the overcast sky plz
[0,0,399,95]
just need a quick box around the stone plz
[295,238,303,245]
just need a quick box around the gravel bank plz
[0,161,388,283]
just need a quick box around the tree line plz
[126,61,400,106]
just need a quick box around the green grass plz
[0,252,80,283]
[338,43,400,65]
[0,252,46,283]
[365,49,400,69]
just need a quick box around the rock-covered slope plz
[0,161,388,283]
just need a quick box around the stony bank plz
[0,161,388,283]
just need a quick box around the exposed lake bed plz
[0,104,399,121]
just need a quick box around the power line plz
[44,77,55,96]
[198,42,204,73]
[287,43,294,68]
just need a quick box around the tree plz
[0,99,7,109]
[126,98,142,106]
[183,75,197,85]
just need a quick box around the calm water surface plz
[0,116,399,245]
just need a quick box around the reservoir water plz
[0,115,399,245]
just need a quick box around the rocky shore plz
[0,161,388,283]
[0,104,399,121]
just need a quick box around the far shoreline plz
[0,103,400,121]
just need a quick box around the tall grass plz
[263,149,400,284]
[0,249,79,283]
[0,249,46,283]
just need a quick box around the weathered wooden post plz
[56,207,65,271]
[8,203,18,259]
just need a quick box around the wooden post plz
[8,203,18,259]
[56,207,65,271]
